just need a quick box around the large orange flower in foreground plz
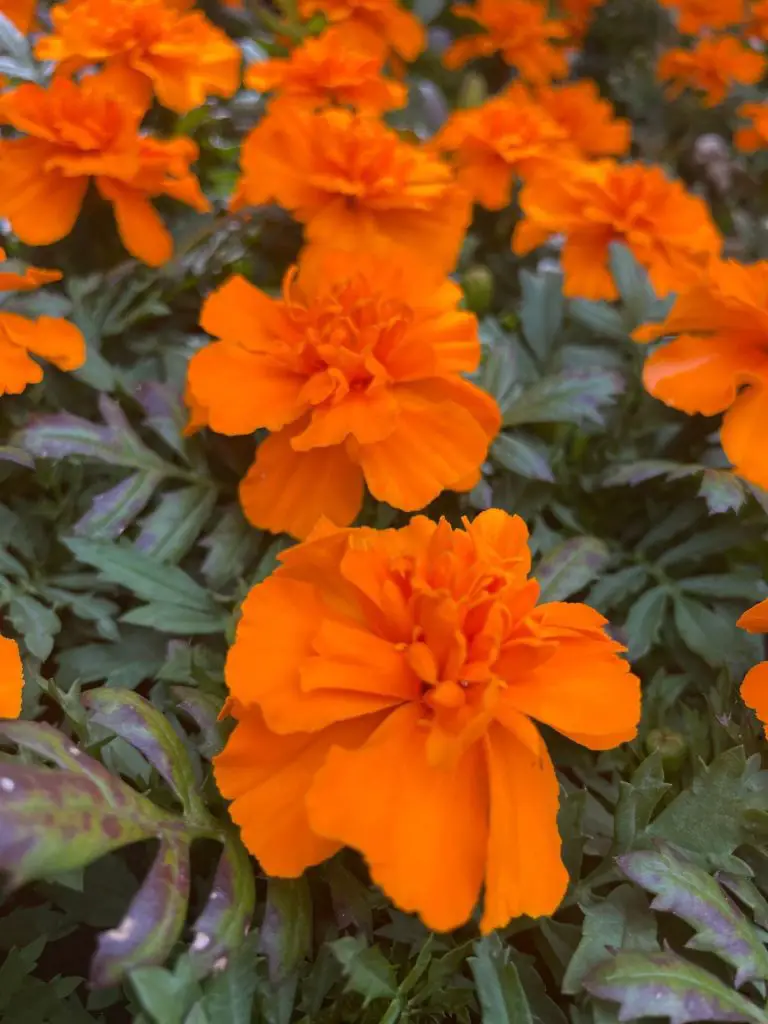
[0,248,86,396]
[444,0,569,84]
[214,510,641,932]
[634,259,768,492]
[0,0,35,32]
[0,76,210,267]
[0,636,23,719]
[187,250,500,539]
[735,102,768,152]
[535,81,631,158]
[434,85,577,210]
[35,0,241,115]
[513,160,721,300]
[245,28,407,113]
[297,0,425,60]
[657,38,765,108]
[657,0,745,33]
[738,599,768,736]
[234,105,471,272]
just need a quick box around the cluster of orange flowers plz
[1,0,768,941]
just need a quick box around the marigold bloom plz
[657,0,745,33]
[0,636,23,719]
[35,0,241,115]
[657,39,765,108]
[738,599,768,736]
[214,510,641,932]
[0,76,210,267]
[0,0,35,32]
[534,81,631,157]
[186,250,500,539]
[245,28,407,113]
[444,0,569,84]
[434,85,577,210]
[513,160,721,301]
[0,248,86,396]
[297,0,426,60]
[634,259,768,492]
[234,105,471,272]
[750,0,768,39]
[735,102,768,152]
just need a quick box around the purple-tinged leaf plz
[259,877,312,984]
[503,368,624,428]
[0,720,114,788]
[0,446,34,468]
[619,846,768,988]
[492,433,555,483]
[171,686,225,759]
[136,486,217,564]
[199,505,258,590]
[584,950,767,1023]
[603,460,683,487]
[189,834,255,973]
[90,833,190,988]
[134,380,190,459]
[74,472,163,541]
[83,689,207,823]
[699,470,747,516]
[536,536,611,602]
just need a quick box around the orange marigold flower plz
[234,105,472,272]
[513,160,721,301]
[35,0,241,115]
[634,259,768,492]
[0,635,23,718]
[0,0,35,32]
[735,101,768,151]
[0,248,86,396]
[657,38,765,108]
[557,0,605,39]
[534,81,631,158]
[738,598,768,736]
[245,28,407,113]
[657,0,745,34]
[433,84,577,210]
[186,249,500,539]
[444,0,569,85]
[297,0,426,60]
[213,509,641,932]
[749,0,768,39]
[0,76,210,267]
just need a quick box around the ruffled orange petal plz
[740,662,768,738]
[0,636,23,719]
[738,598,768,634]
[721,384,768,491]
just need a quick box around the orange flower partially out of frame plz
[297,0,426,61]
[0,635,23,719]
[186,249,500,539]
[35,0,241,115]
[433,84,577,210]
[233,105,472,273]
[0,0,35,32]
[657,39,765,108]
[634,259,768,492]
[214,510,641,932]
[657,0,745,34]
[738,599,768,736]
[513,160,721,301]
[245,28,407,113]
[735,102,768,152]
[444,0,569,85]
[534,80,631,158]
[0,76,210,267]
[0,248,86,396]
[749,0,768,40]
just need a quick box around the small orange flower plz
[234,105,472,272]
[0,0,35,32]
[433,84,577,210]
[657,38,765,107]
[735,101,768,151]
[534,81,631,158]
[634,259,768,492]
[0,76,210,267]
[444,0,569,84]
[297,0,426,60]
[738,599,768,736]
[0,636,23,718]
[657,0,745,34]
[186,249,500,539]
[35,0,241,115]
[245,28,407,113]
[513,160,721,300]
[213,509,641,932]
[0,248,86,396]
[749,0,768,39]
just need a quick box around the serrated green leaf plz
[7,594,61,660]
[673,597,736,667]
[625,586,668,661]
[613,751,671,849]
[469,935,534,1024]
[569,299,629,341]
[699,470,747,515]
[491,433,554,482]
[260,878,312,985]
[503,369,624,428]
[536,536,611,601]
[74,473,162,541]
[331,936,398,1006]
[589,565,649,613]
[137,487,217,564]
[120,602,228,635]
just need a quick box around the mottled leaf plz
[260,877,312,984]
[331,936,398,1007]
[74,472,162,540]
[469,935,534,1024]
[189,835,255,973]
[503,369,624,428]
[536,536,611,601]
[134,381,190,459]
[584,950,768,1024]
[619,845,768,988]
[171,686,225,759]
